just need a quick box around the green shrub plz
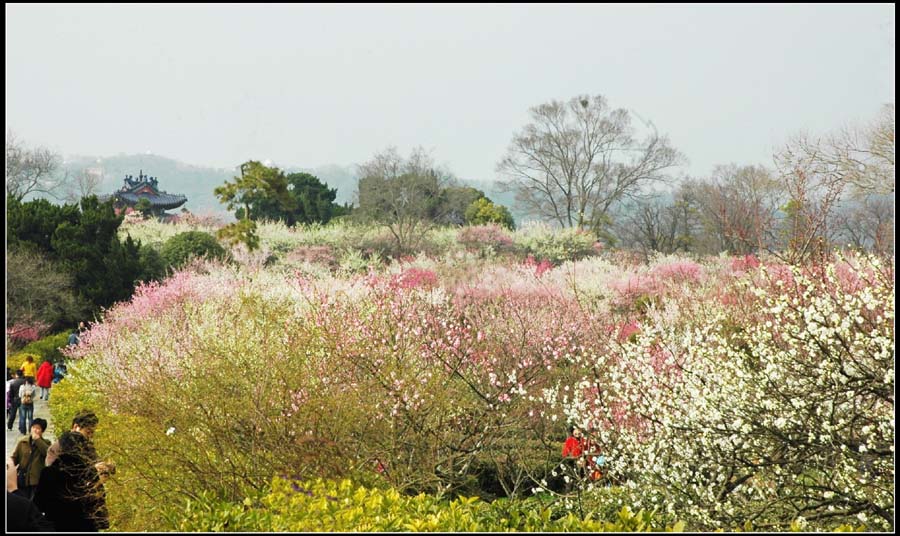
[160,231,228,269]
[8,331,71,369]
[176,476,685,532]
[465,198,515,230]
[137,244,167,283]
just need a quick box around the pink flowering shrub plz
[51,247,893,531]
[175,210,227,228]
[6,322,49,345]
[457,224,515,255]
[523,255,554,278]
[650,260,703,283]
[729,254,760,276]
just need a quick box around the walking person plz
[9,418,51,500]
[34,430,110,532]
[5,369,15,418]
[7,370,25,432]
[17,377,38,435]
[36,360,54,401]
[21,356,37,381]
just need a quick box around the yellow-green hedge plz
[175,477,685,532]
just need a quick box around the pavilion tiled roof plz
[99,171,187,211]
[115,191,187,209]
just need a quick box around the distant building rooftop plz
[99,170,187,212]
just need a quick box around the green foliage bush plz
[161,231,228,269]
[176,477,685,532]
[465,197,516,230]
[137,244,167,283]
[8,331,71,370]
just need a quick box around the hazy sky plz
[6,3,895,181]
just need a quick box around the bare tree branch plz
[5,129,68,201]
[497,95,685,230]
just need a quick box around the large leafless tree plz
[769,104,895,262]
[685,165,785,256]
[64,167,105,203]
[614,188,701,260]
[5,129,67,201]
[827,103,895,197]
[496,94,685,230]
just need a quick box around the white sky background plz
[5,3,895,181]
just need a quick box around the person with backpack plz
[9,418,51,500]
[36,360,54,400]
[17,377,38,435]
[7,370,25,432]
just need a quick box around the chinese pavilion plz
[101,171,188,219]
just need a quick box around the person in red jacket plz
[562,424,585,458]
[561,425,587,491]
[35,361,54,401]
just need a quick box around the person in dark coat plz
[9,418,51,500]
[46,410,99,467]
[6,456,56,531]
[6,370,25,432]
[33,430,110,532]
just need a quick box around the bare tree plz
[5,129,66,201]
[64,167,104,203]
[773,135,850,263]
[614,188,700,260]
[827,103,895,197]
[833,194,895,255]
[767,105,895,262]
[496,94,684,230]
[684,165,784,256]
[356,146,451,255]
[7,245,86,330]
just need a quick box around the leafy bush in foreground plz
[176,477,684,532]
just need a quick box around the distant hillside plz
[58,153,527,222]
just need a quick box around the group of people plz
[6,358,62,436]
[562,424,607,485]
[7,358,67,434]
[6,323,81,436]
[7,410,112,531]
